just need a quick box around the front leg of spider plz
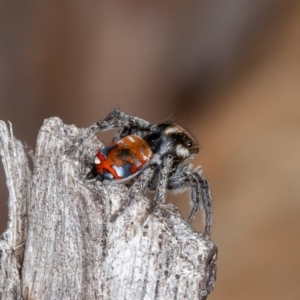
[192,172,212,236]
[148,155,174,215]
[110,166,156,222]
[167,165,212,236]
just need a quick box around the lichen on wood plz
[0,117,217,300]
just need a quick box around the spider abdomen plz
[91,135,153,181]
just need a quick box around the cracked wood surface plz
[0,117,217,300]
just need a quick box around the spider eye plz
[185,139,193,148]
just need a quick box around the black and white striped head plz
[145,122,199,162]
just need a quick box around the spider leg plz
[167,165,212,236]
[67,109,151,153]
[188,173,203,223]
[148,155,174,215]
[110,166,156,222]
[193,171,212,236]
[104,109,151,130]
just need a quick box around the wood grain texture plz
[0,121,30,300]
[0,117,217,300]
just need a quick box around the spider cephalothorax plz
[74,110,212,236]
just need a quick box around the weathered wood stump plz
[0,118,217,300]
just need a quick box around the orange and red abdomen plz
[92,135,153,181]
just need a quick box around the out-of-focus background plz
[1,1,300,299]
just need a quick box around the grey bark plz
[0,117,217,300]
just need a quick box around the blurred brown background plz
[1,1,300,299]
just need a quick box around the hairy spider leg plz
[193,172,212,236]
[68,109,151,153]
[148,155,174,215]
[110,166,156,222]
[167,166,212,236]
[187,173,202,225]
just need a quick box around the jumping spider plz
[72,110,212,236]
